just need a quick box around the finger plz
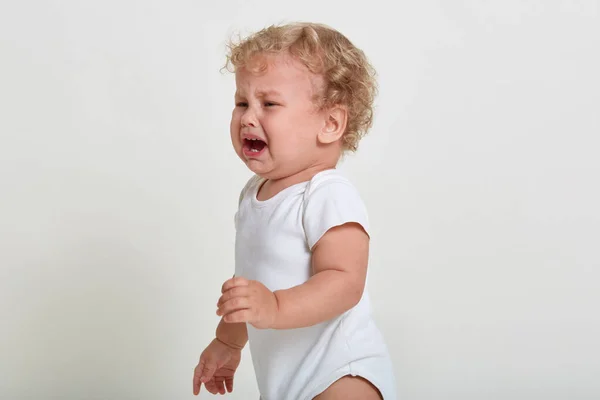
[193,360,205,395]
[204,378,219,395]
[217,296,250,317]
[225,376,234,393]
[224,309,252,323]
[222,276,249,293]
[200,360,217,383]
[217,286,249,307]
[215,376,226,395]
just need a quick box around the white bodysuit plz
[234,169,397,400]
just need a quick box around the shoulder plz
[304,169,364,205]
[302,169,369,249]
[234,174,263,230]
[238,174,263,205]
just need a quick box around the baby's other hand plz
[217,277,279,329]
[193,338,241,396]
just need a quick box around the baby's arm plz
[218,179,369,330]
[217,221,368,329]
[193,300,248,395]
[215,317,248,349]
[272,221,368,329]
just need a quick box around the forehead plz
[234,54,319,97]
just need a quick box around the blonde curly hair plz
[223,22,378,153]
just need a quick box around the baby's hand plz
[193,338,241,396]
[217,277,278,329]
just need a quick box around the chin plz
[244,159,270,176]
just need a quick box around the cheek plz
[230,113,241,142]
[270,119,317,156]
[286,114,321,145]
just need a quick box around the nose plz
[240,107,258,128]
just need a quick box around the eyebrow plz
[256,89,282,97]
[235,89,282,98]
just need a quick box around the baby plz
[193,22,396,399]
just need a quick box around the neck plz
[257,145,343,200]
[258,161,336,201]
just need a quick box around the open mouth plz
[243,138,267,154]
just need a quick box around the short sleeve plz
[302,180,370,250]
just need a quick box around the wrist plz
[271,290,282,329]
[215,320,248,349]
[214,336,244,351]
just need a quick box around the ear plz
[318,105,347,145]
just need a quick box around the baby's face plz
[230,53,327,179]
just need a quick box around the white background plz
[1,1,599,399]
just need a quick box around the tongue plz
[250,140,266,151]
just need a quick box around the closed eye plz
[235,101,278,107]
